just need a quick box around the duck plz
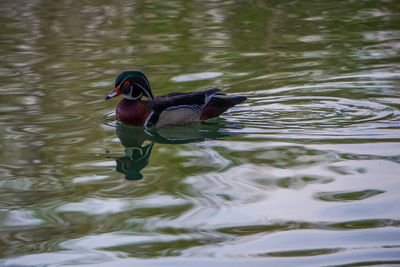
[105,71,246,127]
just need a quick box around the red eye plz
[124,80,130,86]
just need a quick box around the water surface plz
[1,0,400,266]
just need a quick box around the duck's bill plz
[105,85,120,100]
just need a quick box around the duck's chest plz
[116,100,150,126]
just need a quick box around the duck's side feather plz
[145,88,220,127]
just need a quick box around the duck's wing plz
[145,88,220,127]
[201,94,247,120]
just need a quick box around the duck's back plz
[146,89,220,127]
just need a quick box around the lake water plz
[1,0,400,266]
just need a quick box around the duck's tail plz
[200,93,247,120]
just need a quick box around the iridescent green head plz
[105,71,154,100]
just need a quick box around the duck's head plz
[105,71,154,100]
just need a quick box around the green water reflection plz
[112,123,229,180]
[1,0,400,266]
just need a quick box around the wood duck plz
[105,71,246,127]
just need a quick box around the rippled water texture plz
[1,0,400,266]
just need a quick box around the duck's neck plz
[124,93,154,101]
[124,95,142,101]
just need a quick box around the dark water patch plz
[0,224,84,258]
[103,238,207,258]
[314,189,385,202]
[102,233,225,258]
[253,175,333,189]
[326,219,400,231]
[275,175,333,189]
[216,222,314,236]
[216,219,399,237]
[258,247,343,257]
[330,260,400,267]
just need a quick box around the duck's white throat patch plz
[124,86,142,100]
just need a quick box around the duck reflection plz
[111,122,229,180]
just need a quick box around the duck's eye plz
[124,80,130,86]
